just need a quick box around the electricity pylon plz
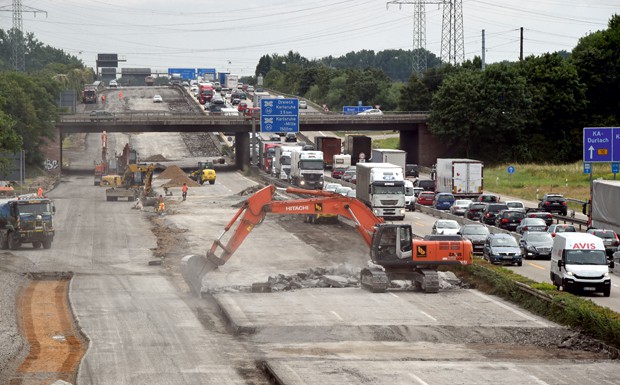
[0,0,47,72]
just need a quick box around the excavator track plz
[413,269,440,293]
[360,267,390,293]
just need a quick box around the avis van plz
[550,233,612,297]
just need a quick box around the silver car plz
[450,199,472,216]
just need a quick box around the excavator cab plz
[370,224,413,264]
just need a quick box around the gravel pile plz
[181,132,223,157]
[156,165,199,188]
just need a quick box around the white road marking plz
[528,375,551,385]
[408,372,430,385]
[420,311,437,322]
[471,290,549,327]
[330,310,343,320]
[389,292,399,298]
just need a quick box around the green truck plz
[0,197,55,250]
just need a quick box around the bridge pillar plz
[399,129,420,165]
[234,132,250,170]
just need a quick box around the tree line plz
[252,14,619,164]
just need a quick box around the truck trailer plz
[314,137,342,169]
[274,145,303,180]
[435,158,483,199]
[356,162,406,220]
[588,180,620,235]
[371,149,406,174]
[345,135,372,166]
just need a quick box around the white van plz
[550,233,611,296]
[404,180,415,211]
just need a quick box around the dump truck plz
[181,185,472,296]
[0,197,55,249]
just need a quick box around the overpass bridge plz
[58,111,449,169]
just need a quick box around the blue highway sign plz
[507,165,515,174]
[343,106,373,115]
[583,127,620,163]
[583,162,591,174]
[260,98,299,133]
[613,163,619,174]
[167,68,196,80]
[197,68,216,80]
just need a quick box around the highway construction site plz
[1,87,619,384]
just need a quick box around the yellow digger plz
[105,164,154,201]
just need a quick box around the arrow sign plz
[583,127,615,163]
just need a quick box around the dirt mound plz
[143,154,168,162]
[157,165,199,187]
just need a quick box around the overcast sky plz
[2,0,616,76]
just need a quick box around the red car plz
[243,107,260,118]
[416,191,435,206]
[332,166,347,179]
[238,102,248,112]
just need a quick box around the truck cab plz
[290,149,324,189]
[550,233,611,296]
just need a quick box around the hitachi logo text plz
[286,205,309,211]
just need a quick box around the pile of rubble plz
[251,265,466,293]
[156,165,199,188]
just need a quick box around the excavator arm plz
[206,185,384,267]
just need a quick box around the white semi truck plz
[274,145,303,180]
[356,162,406,220]
[587,180,620,235]
[435,158,483,199]
[289,149,324,189]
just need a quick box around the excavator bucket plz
[180,254,220,298]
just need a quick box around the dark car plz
[414,179,435,192]
[515,217,548,235]
[458,224,490,254]
[586,229,620,257]
[494,209,525,231]
[519,231,553,260]
[405,164,419,178]
[479,203,509,225]
[89,110,115,122]
[285,133,297,143]
[525,211,554,227]
[478,193,500,203]
[538,193,568,216]
[464,202,487,221]
[433,192,455,211]
[416,191,435,206]
[483,233,523,266]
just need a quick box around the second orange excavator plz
[185,185,473,294]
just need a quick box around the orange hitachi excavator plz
[191,185,472,293]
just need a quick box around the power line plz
[0,0,47,71]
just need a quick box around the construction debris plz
[156,165,199,188]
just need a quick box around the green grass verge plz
[449,261,620,351]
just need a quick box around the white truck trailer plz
[356,162,406,220]
[274,145,303,180]
[371,149,406,174]
[289,149,324,189]
[435,158,483,199]
[588,180,620,235]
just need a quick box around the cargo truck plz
[0,197,55,249]
[289,149,324,189]
[314,137,342,169]
[274,145,303,180]
[345,135,372,165]
[435,158,483,199]
[371,149,406,174]
[356,163,406,220]
[586,180,620,235]
[224,74,239,90]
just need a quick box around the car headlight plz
[604,272,609,278]
[566,271,574,276]
[399,208,405,215]
[300,180,305,185]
